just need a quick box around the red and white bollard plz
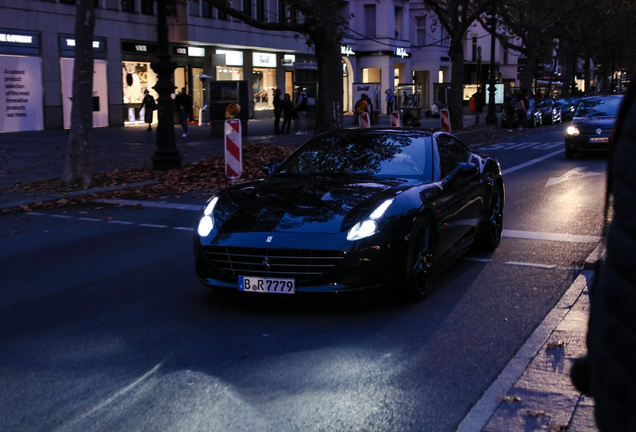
[224,119,242,183]
[440,109,451,132]
[390,111,400,127]
[359,112,370,128]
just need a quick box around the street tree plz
[202,0,348,133]
[423,0,494,130]
[61,0,96,188]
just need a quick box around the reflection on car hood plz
[570,116,616,129]
[213,175,410,234]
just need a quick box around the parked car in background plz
[526,98,543,127]
[565,94,624,159]
[194,128,504,301]
[533,98,563,124]
[555,98,578,122]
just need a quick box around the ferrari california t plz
[194,128,504,301]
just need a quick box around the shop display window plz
[253,67,276,110]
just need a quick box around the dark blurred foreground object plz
[572,80,636,430]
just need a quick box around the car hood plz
[570,116,616,129]
[211,175,411,235]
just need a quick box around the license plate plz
[589,137,608,143]
[239,276,295,294]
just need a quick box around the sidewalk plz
[0,113,599,431]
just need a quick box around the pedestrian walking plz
[273,88,283,134]
[281,93,294,134]
[570,72,636,431]
[386,89,394,114]
[516,91,527,130]
[504,94,516,132]
[174,87,192,137]
[293,89,308,135]
[140,89,155,131]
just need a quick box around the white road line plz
[95,198,202,211]
[503,229,601,243]
[28,212,46,216]
[77,217,102,222]
[107,220,135,225]
[462,257,491,263]
[501,149,563,175]
[49,214,73,219]
[505,261,557,269]
[139,223,168,228]
[174,227,194,231]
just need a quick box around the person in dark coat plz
[281,93,294,134]
[273,88,283,134]
[571,75,636,431]
[174,87,192,137]
[140,90,155,131]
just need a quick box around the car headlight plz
[566,126,580,136]
[197,196,219,237]
[347,198,394,241]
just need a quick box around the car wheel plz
[404,217,435,301]
[474,184,504,251]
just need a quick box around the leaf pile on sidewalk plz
[2,142,296,212]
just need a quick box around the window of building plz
[243,0,252,17]
[218,8,228,20]
[141,0,153,15]
[256,0,265,21]
[121,0,135,13]
[278,0,286,23]
[202,0,213,18]
[364,5,376,38]
[60,0,76,4]
[416,16,426,46]
[394,6,403,39]
[472,36,477,62]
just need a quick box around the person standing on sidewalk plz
[293,89,308,135]
[386,89,394,114]
[140,90,156,131]
[174,87,192,137]
[571,76,636,431]
[515,91,527,130]
[273,88,283,134]
[281,93,294,134]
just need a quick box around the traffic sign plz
[225,119,242,180]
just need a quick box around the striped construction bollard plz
[390,111,400,127]
[359,112,370,128]
[225,119,242,182]
[440,109,451,132]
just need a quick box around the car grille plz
[202,246,346,281]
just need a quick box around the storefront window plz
[253,67,276,110]
[216,66,244,81]
[122,61,158,124]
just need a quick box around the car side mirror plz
[451,162,478,178]
[263,162,280,176]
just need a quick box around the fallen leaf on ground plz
[546,340,566,349]
[525,409,545,417]
[496,395,522,403]
[549,423,569,431]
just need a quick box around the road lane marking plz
[174,227,194,231]
[49,214,73,219]
[95,198,202,211]
[139,223,168,228]
[77,217,102,222]
[503,229,601,243]
[505,261,557,269]
[462,257,491,262]
[501,149,563,175]
[107,220,135,225]
[545,167,603,187]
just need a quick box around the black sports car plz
[533,98,563,125]
[565,94,624,159]
[194,128,504,301]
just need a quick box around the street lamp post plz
[485,4,498,125]
[151,0,182,170]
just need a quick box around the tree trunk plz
[448,40,465,130]
[520,48,538,93]
[313,28,343,133]
[61,0,95,188]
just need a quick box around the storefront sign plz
[253,52,276,68]
[281,54,295,66]
[216,49,243,66]
[0,29,40,55]
[395,47,409,58]
[341,46,355,56]
[0,55,43,132]
[173,46,205,57]
[59,34,107,59]
[121,41,158,55]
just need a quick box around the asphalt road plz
[0,124,605,431]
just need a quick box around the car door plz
[431,133,483,254]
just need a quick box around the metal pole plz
[485,4,498,125]
[151,0,182,170]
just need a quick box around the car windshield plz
[574,97,623,117]
[276,132,432,178]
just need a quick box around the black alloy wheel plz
[475,184,504,251]
[404,217,435,301]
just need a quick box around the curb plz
[0,180,160,211]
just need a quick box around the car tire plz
[474,184,504,251]
[403,217,435,301]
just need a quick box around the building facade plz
[0,0,520,132]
